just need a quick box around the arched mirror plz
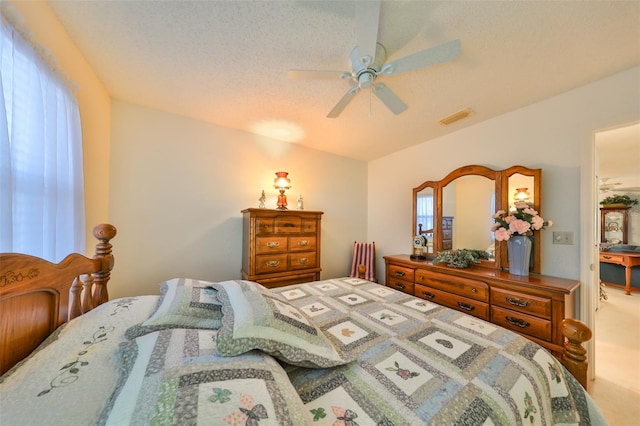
[413,165,542,272]
[438,165,501,268]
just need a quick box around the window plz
[416,193,433,234]
[0,16,85,261]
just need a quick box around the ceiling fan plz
[599,178,640,193]
[288,1,461,118]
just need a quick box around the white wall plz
[368,66,640,286]
[108,101,368,298]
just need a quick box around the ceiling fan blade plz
[373,83,407,115]
[288,70,352,80]
[355,0,381,68]
[380,39,461,76]
[327,86,359,118]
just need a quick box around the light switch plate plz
[552,231,573,245]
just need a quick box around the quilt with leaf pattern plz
[271,277,605,425]
[0,277,606,425]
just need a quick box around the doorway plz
[588,122,640,420]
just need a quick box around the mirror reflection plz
[415,186,435,254]
[508,173,535,211]
[443,175,496,259]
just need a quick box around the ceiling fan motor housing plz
[351,43,387,88]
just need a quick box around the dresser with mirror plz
[385,165,582,359]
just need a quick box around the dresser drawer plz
[301,219,317,233]
[387,278,414,294]
[491,306,551,341]
[491,288,551,319]
[415,270,488,302]
[255,254,288,274]
[415,284,489,320]
[289,252,317,270]
[257,273,318,289]
[289,236,316,252]
[599,252,625,265]
[388,264,414,282]
[255,217,275,234]
[256,236,288,254]
[274,216,302,233]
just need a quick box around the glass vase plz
[507,235,532,276]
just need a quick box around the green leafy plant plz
[433,249,490,268]
[600,194,639,206]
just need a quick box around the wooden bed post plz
[561,318,592,391]
[91,223,117,307]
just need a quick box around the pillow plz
[100,329,312,425]
[210,280,354,368]
[125,278,223,339]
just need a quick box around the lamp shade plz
[514,187,530,202]
[274,171,291,190]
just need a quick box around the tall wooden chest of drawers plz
[384,254,580,357]
[241,208,322,288]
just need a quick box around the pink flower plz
[491,206,552,238]
[494,227,511,241]
[531,215,545,230]
[509,219,531,235]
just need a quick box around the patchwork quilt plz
[0,277,606,425]
[269,278,606,426]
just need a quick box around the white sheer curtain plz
[0,17,85,261]
[416,194,434,233]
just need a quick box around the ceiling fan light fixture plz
[438,108,473,126]
[358,72,374,89]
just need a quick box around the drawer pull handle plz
[266,242,280,248]
[395,282,405,289]
[297,240,309,247]
[457,302,475,311]
[506,316,530,328]
[266,260,280,267]
[421,291,435,300]
[394,271,406,277]
[283,223,295,228]
[506,297,529,308]
[298,258,309,265]
[471,288,477,293]
[602,255,612,259]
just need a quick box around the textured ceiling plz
[46,0,640,161]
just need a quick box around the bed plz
[0,225,606,425]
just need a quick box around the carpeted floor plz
[589,285,640,425]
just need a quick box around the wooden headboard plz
[0,224,117,375]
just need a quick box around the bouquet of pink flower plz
[491,202,552,241]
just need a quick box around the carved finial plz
[93,224,117,242]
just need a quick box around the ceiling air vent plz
[438,108,473,126]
